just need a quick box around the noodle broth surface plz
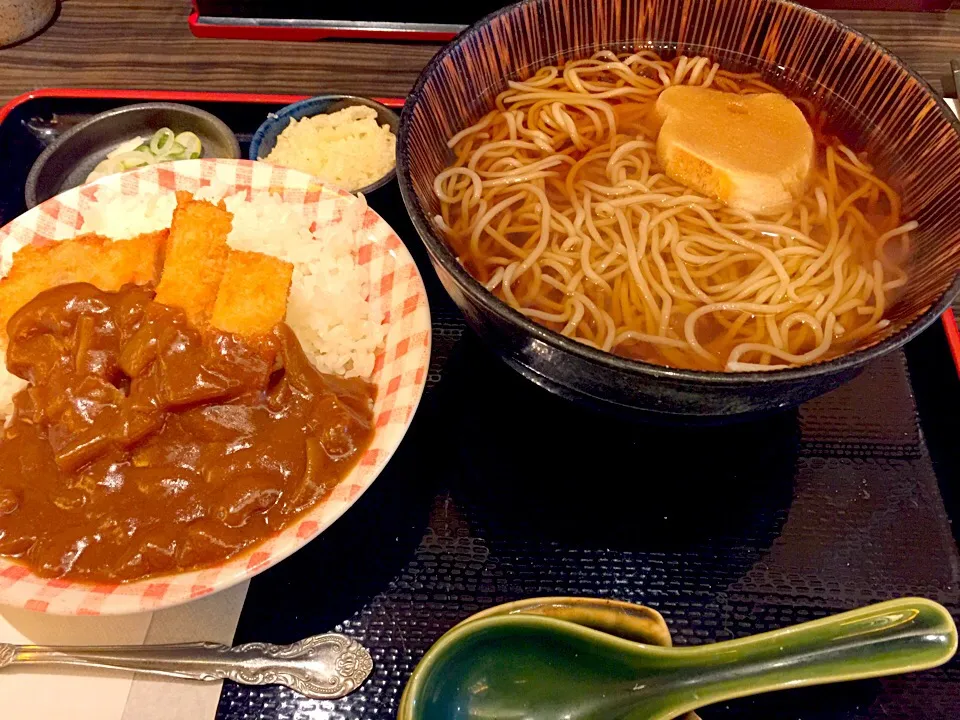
[433,51,914,372]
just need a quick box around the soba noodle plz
[433,50,914,372]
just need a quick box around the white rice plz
[217,191,386,379]
[79,192,177,239]
[0,187,385,420]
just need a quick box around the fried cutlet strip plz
[8,232,165,289]
[210,250,293,337]
[84,230,165,289]
[0,231,165,340]
[154,196,232,325]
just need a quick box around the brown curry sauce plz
[0,283,375,582]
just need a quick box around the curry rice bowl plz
[0,187,387,420]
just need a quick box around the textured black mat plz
[0,94,956,720]
[217,334,960,720]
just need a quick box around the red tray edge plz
[943,308,960,378]
[185,4,950,43]
[0,88,405,127]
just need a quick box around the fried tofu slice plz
[211,250,293,337]
[154,196,232,325]
[655,86,814,214]
[0,231,165,340]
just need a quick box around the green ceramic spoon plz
[398,597,956,720]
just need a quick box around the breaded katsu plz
[154,194,232,325]
[0,231,165,341]
[211,250,293,337]
[1,193,297,353]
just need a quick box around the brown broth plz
[436,52,912,371]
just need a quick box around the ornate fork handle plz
[0,633,372,700]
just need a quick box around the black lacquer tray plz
[1,90,957,720]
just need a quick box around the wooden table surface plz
[0,0,959,105]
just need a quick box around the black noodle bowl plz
[398,0,960,419]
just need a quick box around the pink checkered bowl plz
[0,158,432,615]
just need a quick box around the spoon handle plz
[0,632,372,700]
[660,597,956,718]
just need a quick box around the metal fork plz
[0,632,372,700]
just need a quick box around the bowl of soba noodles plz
[397,0,960,418]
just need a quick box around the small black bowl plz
[25,102,240,208]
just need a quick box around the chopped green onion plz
[149,128,176,155]
[85,127,204,183]
[174,132,202,160]
[113,151,155,171]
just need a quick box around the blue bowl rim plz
[396,0,960,387]
[249,94,401,196]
